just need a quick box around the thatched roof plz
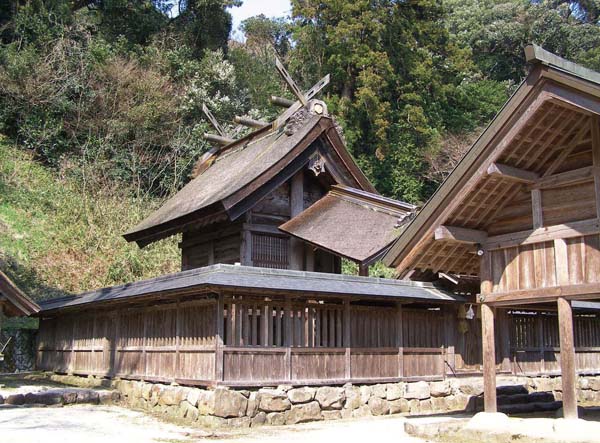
[279,186,416,264]
[124,109,375,247]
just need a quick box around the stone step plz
[496,384,529,396]
[0,388,119,407]
[498,400,562,415]
[497,391,556,406]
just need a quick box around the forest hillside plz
[1,0,600,299]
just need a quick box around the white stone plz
[404,381,430,400]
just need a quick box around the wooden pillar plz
[481,303,497,412]
[591,115,600,219]
[557,297,578,419]
[480,249,497,412]
[284,297,292,381]
[289,171,304,270]
[344,299,351,380]
[358,264,369,277]
[215,293,224,383]
[306,247,315,272]
[174,298,181,379]
[443,306,456,376]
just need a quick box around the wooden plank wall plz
[37,295,600,386]
[37,299,216,384]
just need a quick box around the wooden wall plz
[37,294,600,386]
[180,170,338,272]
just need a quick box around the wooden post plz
[344,299,351,380]
[142,311,148,380]
[537,313,546,373]
[480,249,497,412]
[557,297,578,419]
[215,293,224,383]
[497,309,512,372]
[591,116,600,219]
[358,264,369,277]
[481,303,497,412]
[306,247,315,272]
[289,171,304,270]
[397,303,404,378]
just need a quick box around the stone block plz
[196,415,227,429]
[430,381,451,397]
[213,388,248,418]
[322,410,342,420]
[404,381,430,400]
[287,387,316,404]
[457,380,484,396]
[419,399,432,415]
[431,396,447,412]
[76,390,100,404]
[351,405,372,418]
[158,386,186,406]
[315,386,345,410]
[386,383,404,401]
[246,392,259,417]
[285,401,323,424]
[259,391,291,412]
[359,385,371,404]
[251,411,267,427]
[228,417,251,428]
[186,389,200,407]
[197,390,215,415]
[344,386,361,410]
[368,397,390,416]
[5,394,25,405]
[389,398,410,414]
[408,399,420,414]
[266,412,286,426]
[371,384,387,399]
[24,392,63,405]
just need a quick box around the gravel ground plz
[0,404,429,443]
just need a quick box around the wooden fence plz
[36,292,600,386]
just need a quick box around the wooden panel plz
[542,182,596,226]
[350,349,398,378]
[403,348,445,378]
[291,349,345,380]
[223,349,287,382]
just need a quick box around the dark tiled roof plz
[280,185,416,264]
[38,264,463,312]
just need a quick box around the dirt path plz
[0,404,430,443]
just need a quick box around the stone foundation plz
[45,374,600,428]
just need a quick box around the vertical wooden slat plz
[397,303,404,378]
[558,297,578,419]
[289,171,304,270]
[262,302,269,347]
[344,299,351,379]
[215,293,224,382]
[175,298,181,379]
[554,238,570,285]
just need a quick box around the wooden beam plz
[532,166,597,190]
[434,225,487,245]
[234,116,268,129]
[275,56,307,105]
[486,218,600,250]
[202,104,226,137]
[557,297,578,419]
[487,162,539,184]
[203,133,234,146]
[481,282,600,306]
[270,95,295,108]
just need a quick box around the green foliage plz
[0,136,179,300]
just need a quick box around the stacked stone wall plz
[46,374,600,428]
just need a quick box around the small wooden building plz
[36,52,600,392]
[384,45,600,418]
